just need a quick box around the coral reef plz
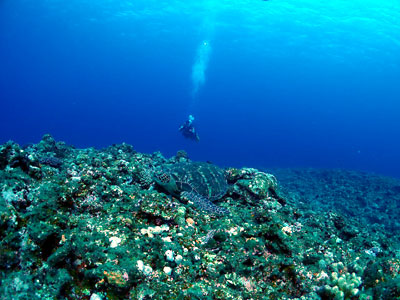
[0,135,399,299]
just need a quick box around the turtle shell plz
[161,162,228,201]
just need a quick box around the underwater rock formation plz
[0,135,399,299]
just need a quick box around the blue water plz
[1,0,400,177]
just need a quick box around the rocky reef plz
[0,135,399,300]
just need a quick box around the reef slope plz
[0,135,399,300]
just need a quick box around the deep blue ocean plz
[1,0,400,177]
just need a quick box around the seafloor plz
[0,135,399,300]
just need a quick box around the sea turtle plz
[153,161,229,215]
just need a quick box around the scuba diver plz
[179,115,200,142]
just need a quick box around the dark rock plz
[39,157,63,168]
[9,155,31,173]
[302,253,322,265]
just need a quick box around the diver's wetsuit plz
[179,119,200,141]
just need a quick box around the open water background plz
[1,0,400,177]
